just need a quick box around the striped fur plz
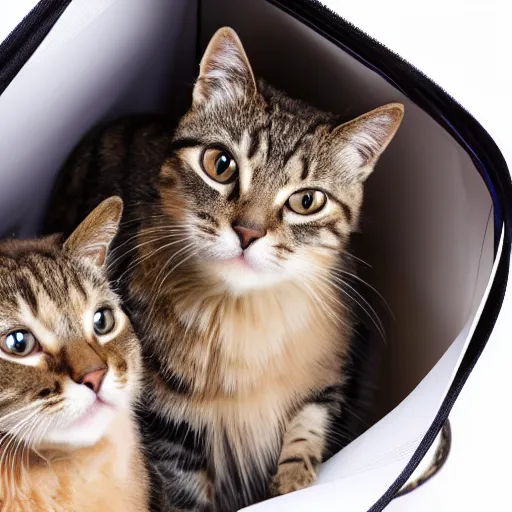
[43,28,403,511]
[0,199,148,512]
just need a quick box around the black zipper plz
[267,0,512,510]
[0,0,73,96]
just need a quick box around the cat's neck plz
[131,248,350,396]
[159,265,347,397]
[174,272,336,336]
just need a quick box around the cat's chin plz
[214,258,287,294]
[42,398,118,450]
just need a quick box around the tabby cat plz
[44,28,404,511]
[0,197,148,512]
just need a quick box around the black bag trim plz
[269,1,512,509]
[0,0,72,96]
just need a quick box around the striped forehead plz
[0,256,101,335]
[0,256,84,298]
[238,124,322,197]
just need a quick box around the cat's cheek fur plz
[99,367,134,411]
[201,226,242,261]
[243,237,279,273]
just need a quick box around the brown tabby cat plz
[0,198,148,512]
[44,28,403,511]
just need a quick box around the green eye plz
[287,190,327,215]
[93,308,116,335]
[202,148,238,183]
[2,330,38,357]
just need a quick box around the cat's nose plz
[79,367,107,394]
[232,223,266,250]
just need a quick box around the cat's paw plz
[270,458,318,496]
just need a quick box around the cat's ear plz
[193,27,257,106]
[63,196,123,267]
[331,103,404,182]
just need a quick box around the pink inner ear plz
[83,246,107,267]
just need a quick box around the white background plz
[1,1,511,510]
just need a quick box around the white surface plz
[0,1,510,511]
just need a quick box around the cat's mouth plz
[223,254,252,268]
[68,396,115,429]
[40,376,127,449]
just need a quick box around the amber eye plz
[93,308,116,335]
[202,148,238,183]
[287,190,327,215]
[1,330,38,357]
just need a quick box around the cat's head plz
[0,197,140,452]
[164,28,403,294]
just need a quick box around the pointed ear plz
[331,103,404,182]
[63,196,123,267]
[193,27,257,106]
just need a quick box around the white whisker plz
[342,251,372,268]
[148,247,199,317]
[312,271,386,342]
[115,236,194,282]
[329,269,394,320]
[108,232,189,270]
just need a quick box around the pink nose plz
[79,368,106,394]
[233,224,266,250]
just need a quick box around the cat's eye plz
[93,308,115,335]
[287,190,327,215]
[201,147,238,183]
[1,330,38,357]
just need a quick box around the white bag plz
[0,1,509,510]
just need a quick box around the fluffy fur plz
[44,28,403,511]
[0,198,148,512]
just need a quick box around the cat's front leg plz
[270,386,342,496]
